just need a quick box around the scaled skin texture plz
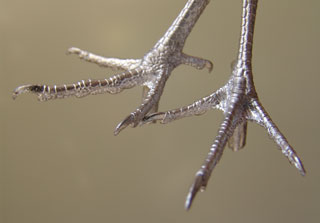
[143,0,305,209]
[13,0,213,135]
[13,0,305,210]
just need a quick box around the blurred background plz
[1,0,320,222]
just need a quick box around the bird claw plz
[12,84,39,100]
[185,170,209,210]
[291,153,306,176]
[114,114,133,136]
[114,112,143,136]
[205,60,214,73]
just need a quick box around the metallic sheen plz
[143,0,306,209]
[13,0,213,135]
[12,0,305,210]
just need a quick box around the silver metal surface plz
[143,0,305,209]
[12,0,212,135]
[12,0,306,210]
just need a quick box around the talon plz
[114,115,133,136]
[294,155,306,176]
[206,60,214,73]
[185,171,207,210]
[114,114,134,136]
[12,85,40,100]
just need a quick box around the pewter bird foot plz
[13,0,212,134]
[144,0,305,209]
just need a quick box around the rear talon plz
[114,111,144,136]
[114,114,134,136]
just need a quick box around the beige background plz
[1,0,320,222]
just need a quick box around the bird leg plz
[143,0,305,209]
[13,0,213,134]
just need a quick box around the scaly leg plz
[143,0,305,209]
[67,47,141,71]
[115,73,167,135]
[13,0,213,134]
[143,86,226,124]
[249,100,306,175]
[13,69,144,101]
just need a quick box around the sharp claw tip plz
[207,61,214,73]
[184,171,208,210]
[113,129,120,136]
[114,119,130,136]
[12,85,33,99]
[12,89,20,100]
[114,115,135,136]
[184,194,193,210]
[300,168,306,177]
[113,125,122,136]
[294,157,306,176]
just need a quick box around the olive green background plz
[1,0,320,222]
